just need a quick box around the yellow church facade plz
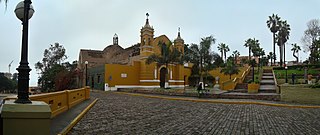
[103,16,190,90]
[77,14,192,90]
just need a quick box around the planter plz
[248,83,260,93]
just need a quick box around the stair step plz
[259,85,276,91]
[260,80,275,85]
[262,76,274,79]
[263,73,273,76]
[259,89,276,93]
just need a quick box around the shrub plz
[309,83,320,88]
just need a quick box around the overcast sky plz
[1,0,319,86]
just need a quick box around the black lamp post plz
[85,61,88,86]
[14,0,35,104]
[285,66,288,83]
[252,59,255,82]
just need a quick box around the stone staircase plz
[221,68,280,101]
[233,69,253,93]
[259,69,276,93]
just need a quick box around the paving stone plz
[69,91,320,135]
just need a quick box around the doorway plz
[160,67,167,88]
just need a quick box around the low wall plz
[280,85,320,105]
[221,66,250,90]
[4,87,90,118]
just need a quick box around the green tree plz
[302,19,320,63]
[267,14,281,65]
[182,44,192,63]
[35,43,77,91]
[220,59,240,80]
[146,41,182,88]
[217,43,229,62]
[244,38,259,61]
[276,20,290,67]
[232,50,240,65]
[0,73,16,92]
[291,43,301,63]
[267,52,272,66]
[188,36,216,87]
[54,61,78,91]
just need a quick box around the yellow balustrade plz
[221,66,250,90]
[3,86,90,118]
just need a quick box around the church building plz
[78,14,192,90]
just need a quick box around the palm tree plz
[267,14,281,65]
[244,39,252,60]
[232,50,240,65]
[267,52,274,66]
[291,43,301,63]
[257,47,265,72]
[220,59,240,80]
[146,41,182,88]
[244,38,259,61]
[217,43,230,62]
[223,45,230,62]
[189,36,216,87]
[217,43,225,61]
[276,20,291,67]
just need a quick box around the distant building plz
[236,56,259,65]
[0,72,12,79]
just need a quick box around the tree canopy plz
[302,19,320,63]
[188,36,216,85]
[35,43,78,91]
[220,59,240,80]
[146,41,182,87]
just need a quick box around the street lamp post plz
[14,0,35,104]
[85,61,88,86]
[252,59,255,82]
[285,66,288,84]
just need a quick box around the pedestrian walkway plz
[259,69,277,93]
[68,91,320,135]
[50,97,96,135]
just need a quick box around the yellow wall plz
[4,87,90,118]
[152,35,172,55]
[209,67,247,84]
[105,61,141,87]
[183,66,192,85]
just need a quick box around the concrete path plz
[69,91,320,135]
[50,97,96,135]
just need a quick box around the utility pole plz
[8,60,13,73]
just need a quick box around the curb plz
[58,98,99,135]
[115,92,320,109]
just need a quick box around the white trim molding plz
[167,85,184,88]
[114,85,161,89]
[140,80,160,82]
[168,80,184,83]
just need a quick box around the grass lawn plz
[274,69,319,79]
[281,85,320,105]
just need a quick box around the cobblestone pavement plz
[69,91,320,135]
